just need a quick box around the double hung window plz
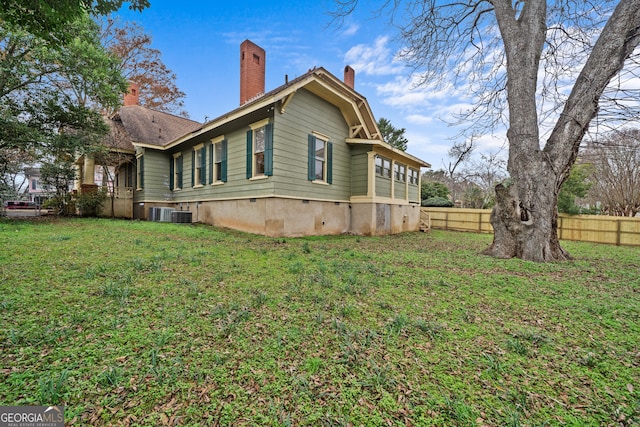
[192,144,206,187]
[170,153,183,190]
[409,168,419,185]
[307,133,332,184]
[375,156,391,178]
[246,120,273,178]
[210,137,228,184]
[395,163,406,182]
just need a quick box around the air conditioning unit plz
[171,211,192,224]
[148,207,160,221]
[159,207,175,222]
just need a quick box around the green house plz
[93,40,430,236]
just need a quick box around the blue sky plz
[115,0,505,168]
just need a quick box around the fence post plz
[616,219,621,246]
[558,216,563,240]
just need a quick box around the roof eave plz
[346,138,431,168]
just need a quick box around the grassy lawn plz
[0,218,638,426]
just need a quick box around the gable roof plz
[110,105,201,149]
[134,67,429,168]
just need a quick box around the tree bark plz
[484,0,640,261]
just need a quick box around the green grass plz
[0,217,638,426]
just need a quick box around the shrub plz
[422,196,454,207]
[75,187,108,217]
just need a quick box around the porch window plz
[395,163,406,182]
[409,168,419,185]
[375,156,391,178]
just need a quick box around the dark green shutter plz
[246,130,253,179]
[264,123,273,176]
[139,156,144,188]
[177,155,183,188]
[209,143,214,184]
[191,150,195,186]
[200,146,206,185]
[169,157,174,190]
[221,139,228,182]
[327,142,333,184]
[307,134,315,181]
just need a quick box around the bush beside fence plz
[422,207,640,247]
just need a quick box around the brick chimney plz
[240,40,266,105]
[124,82,140,106]
[344,65,355,90]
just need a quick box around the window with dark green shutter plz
[211,139,227,183]
[209,143,214,184]
[192,146,206,187]
[200,146,206,185]
[191,150,195,186]
[264,123,273,176]
[247,121,272,178]
[176,155,183,188]
[171,154,183,190]
[307,134,316,181]
[327,142,333,184]
[136,155,144,189]
[209,139,227,184]
[169,157,174,190]
[246,129,253,179]
[308,134,332,184]
[221,139,228,182]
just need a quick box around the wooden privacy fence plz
[421,207,640,247]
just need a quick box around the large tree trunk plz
[482,163,571,262]
[484,0,640,261]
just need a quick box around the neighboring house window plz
[246,120,273,178]
[307,133,333,183]
[117,162,134,189]
[31,179,37,191]
[192,144,206,187]
[210,137,228,184]
[395,163,406,182]
[409,168,419,185]
[136,155,144,190]
[125,162,134,188]
[170,153,183,191]
[376,156,391,178]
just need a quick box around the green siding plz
[271,89,351,201]
[351,149,369,197]
[376,175,392,198]
[408,183,419,202]
[138,88,370,203]
[134,149,171,202]
[394,182,406,200]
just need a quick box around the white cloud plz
[406,114,433,125]
[341,22,360,37]
[344,36,404,76]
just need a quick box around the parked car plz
[3,201,39,209]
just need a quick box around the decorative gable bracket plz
[349,125,364,138]
[279,92,296,114]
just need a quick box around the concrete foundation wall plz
[341,202,421,236]
[99,198,134,219]
[136,197,420,237]
[190,198,350,237]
